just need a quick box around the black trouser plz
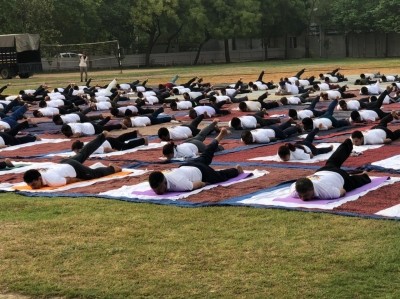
[183,139,239,184]
[93,116,123,133]
[296,128,332,155]
[270,120,298,139]
[372,114,400,141]
[364,90,388,110]
[0,121,35,145]
[252,111,280,127]
[182,114,204,136]
[306,96,326,117]
[106,131,145,150]
[257,92,280,110]
[318,139,371,192]
[185,121,218,152]
[61,133,115,180]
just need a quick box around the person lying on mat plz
[71,130,148,154]
[121,107,173,128]
[149,128,243,195]
[277,128,333,161]
[23,132,122,189]
[162,119,222,160]
[351,112,400,145]
[290,138,371,201]
[229,111,280,130]
[157,114,205,141]
[0,121,41,148]
[287,95,327,120]
[240,119,301,145]
[0,158,14,169]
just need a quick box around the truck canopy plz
[0,34,40,52]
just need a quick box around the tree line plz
[1,0,398,66]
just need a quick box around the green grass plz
[1,194,400,298]
[1,58,400,298]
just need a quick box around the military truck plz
[0,33,42,79]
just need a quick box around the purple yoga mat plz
[273,176,389,205]
[132,172,252,198]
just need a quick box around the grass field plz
[1,58,400,298]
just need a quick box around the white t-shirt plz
[61,114,81,124]
[176,101,193,110]
[290,170,344,199]
[298,79,310,87]
[358,110,379,122]
[95,102,112,110]
[79,55,88,67]
[130,116,151,127]
[324,90,341,100]
[337,100,360,111]
[0,120,11,130]
[297,110,315,120]
[145,95,159,105]
[215,95,230,103]
[318,83,330,91]
[229,116,258,129]
[40,164,77,187]
[119,83,131,90]
[253,81,268,90]
[313,118,333,130]
[188,91,202,99]
[244,101,261,111]
[362,129,387,144]
[96,96,110,102]
[290,146,312,160]
[250,128,275,143]
[225,89,236,97]
[193,106,216,117]
[164,166,203,191]
[46,99,65,108]
[326,76,339,83]
[363,82,382,95]
[168,126,193,140]
[39,107,60,117]
[287,97,302,105]
[0,136,5,146]
[118,106,138,115]
[174,143,199,158]
[285,83,299,95]
[68,123,95,135]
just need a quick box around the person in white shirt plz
[170,100,195,111]
[360,82,384,95]
[248,70,277,90]
[158,114,205,141]
[162,119,222,160]
[188,101,230,119]
[381,75,398,82]
[79,53,88,82]
[0,104,29,131]
[288,96,327,120]
[61,116,124,138]
[149,128,242,194]
[71,130,147,154]
[238,91,280,112]
[0,121,40,147]
[351,113,400,145]
[277,128,333,161]
[23,133,122,189]
[240,119,301,144]
[290,139,371,200]
[121,107,172,128]
[229,111,280,130]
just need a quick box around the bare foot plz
[35,136,42,141]
[102,131,110,138]
[236,165,244,174]
[215,128,229,142]
[109,163,122,173]
[213,118,220,123]
[121,123,128,130]
[4,158,14,167]
[143,137,149,145]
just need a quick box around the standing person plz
[79,52,89,82]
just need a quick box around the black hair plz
[288,109,298,119]
[360,74,366,79]
[370,96,377,102]
[313,83,320,90]
[338,100,347,109]
[280,97,288,105]
[277,145,291,159]
[295,178,314,195]
[162,142,175,156]
[248,81,254,87]
[252,84,258,91]
[158,127,170,140]
[302,117,314,131]
[19,90,26,95]
[23,169,41,184]
[148,171,165,189]
[170,101,177,110]
[381,75,387,82]
[172,88,179,95]
[39,100,47,108]
[71,140,84,151]
[350,111,361,122]
[32,110,40,117]
[238,102,248,112]
[351,130,364,139]
[241,131,253,144]
[360,87,368,95]
[188,108,197,119]
[52,114,63,125]
[137,91,143,98]
[61,124,73,137]
[230,117,241,130]
[125,109,133,116]
[110,107,120,117]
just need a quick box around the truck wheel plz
[19,73,31,79]
[0,68,11,79]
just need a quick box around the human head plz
[277,145,291,161]
[288,109,298,119]
[148,171,167,194]
[313,83,320,91]
[360,87,369,95]
[295,178,315,201]
[230,117,241,130]
[238,102,248,112]
[71,140,84,153]
[381,75,387,82]
[360,73,366,79]
[52,114,63,125]
[338,100,348,111]
[248,81,254,88]
[188,108,198,119]
[319,73,324,79]
[280,97,288,105]
[32,110,43,117]
[122,116,131,127]
[162,142,175,160]
[170,101,178,111]
[301,117,314,131]
[124,109,134,116]
[182,92,189,100]
[350,111,361,122]
[324,77,330,83]
[320,92,328,100]
[110,107,120,117]
[220,88,227,95]
[39,100,47,108]
[61,124,73,137]
[351,130,364,146]
[241,131,254,144]
[137,91,143,98]
[23,169,43,189]
[158,127,170,141]
[369,96,377,102]
[172,88,180,95]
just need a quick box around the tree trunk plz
[193,38,210,65]
[305,28,310,58]
[345,33,349,58]
[224,39,231,63]
[384,32,389,58]
[165,24,183,53]
[263,37,269,60]
[284,34,288,59]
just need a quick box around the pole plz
[117,40,122,74]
